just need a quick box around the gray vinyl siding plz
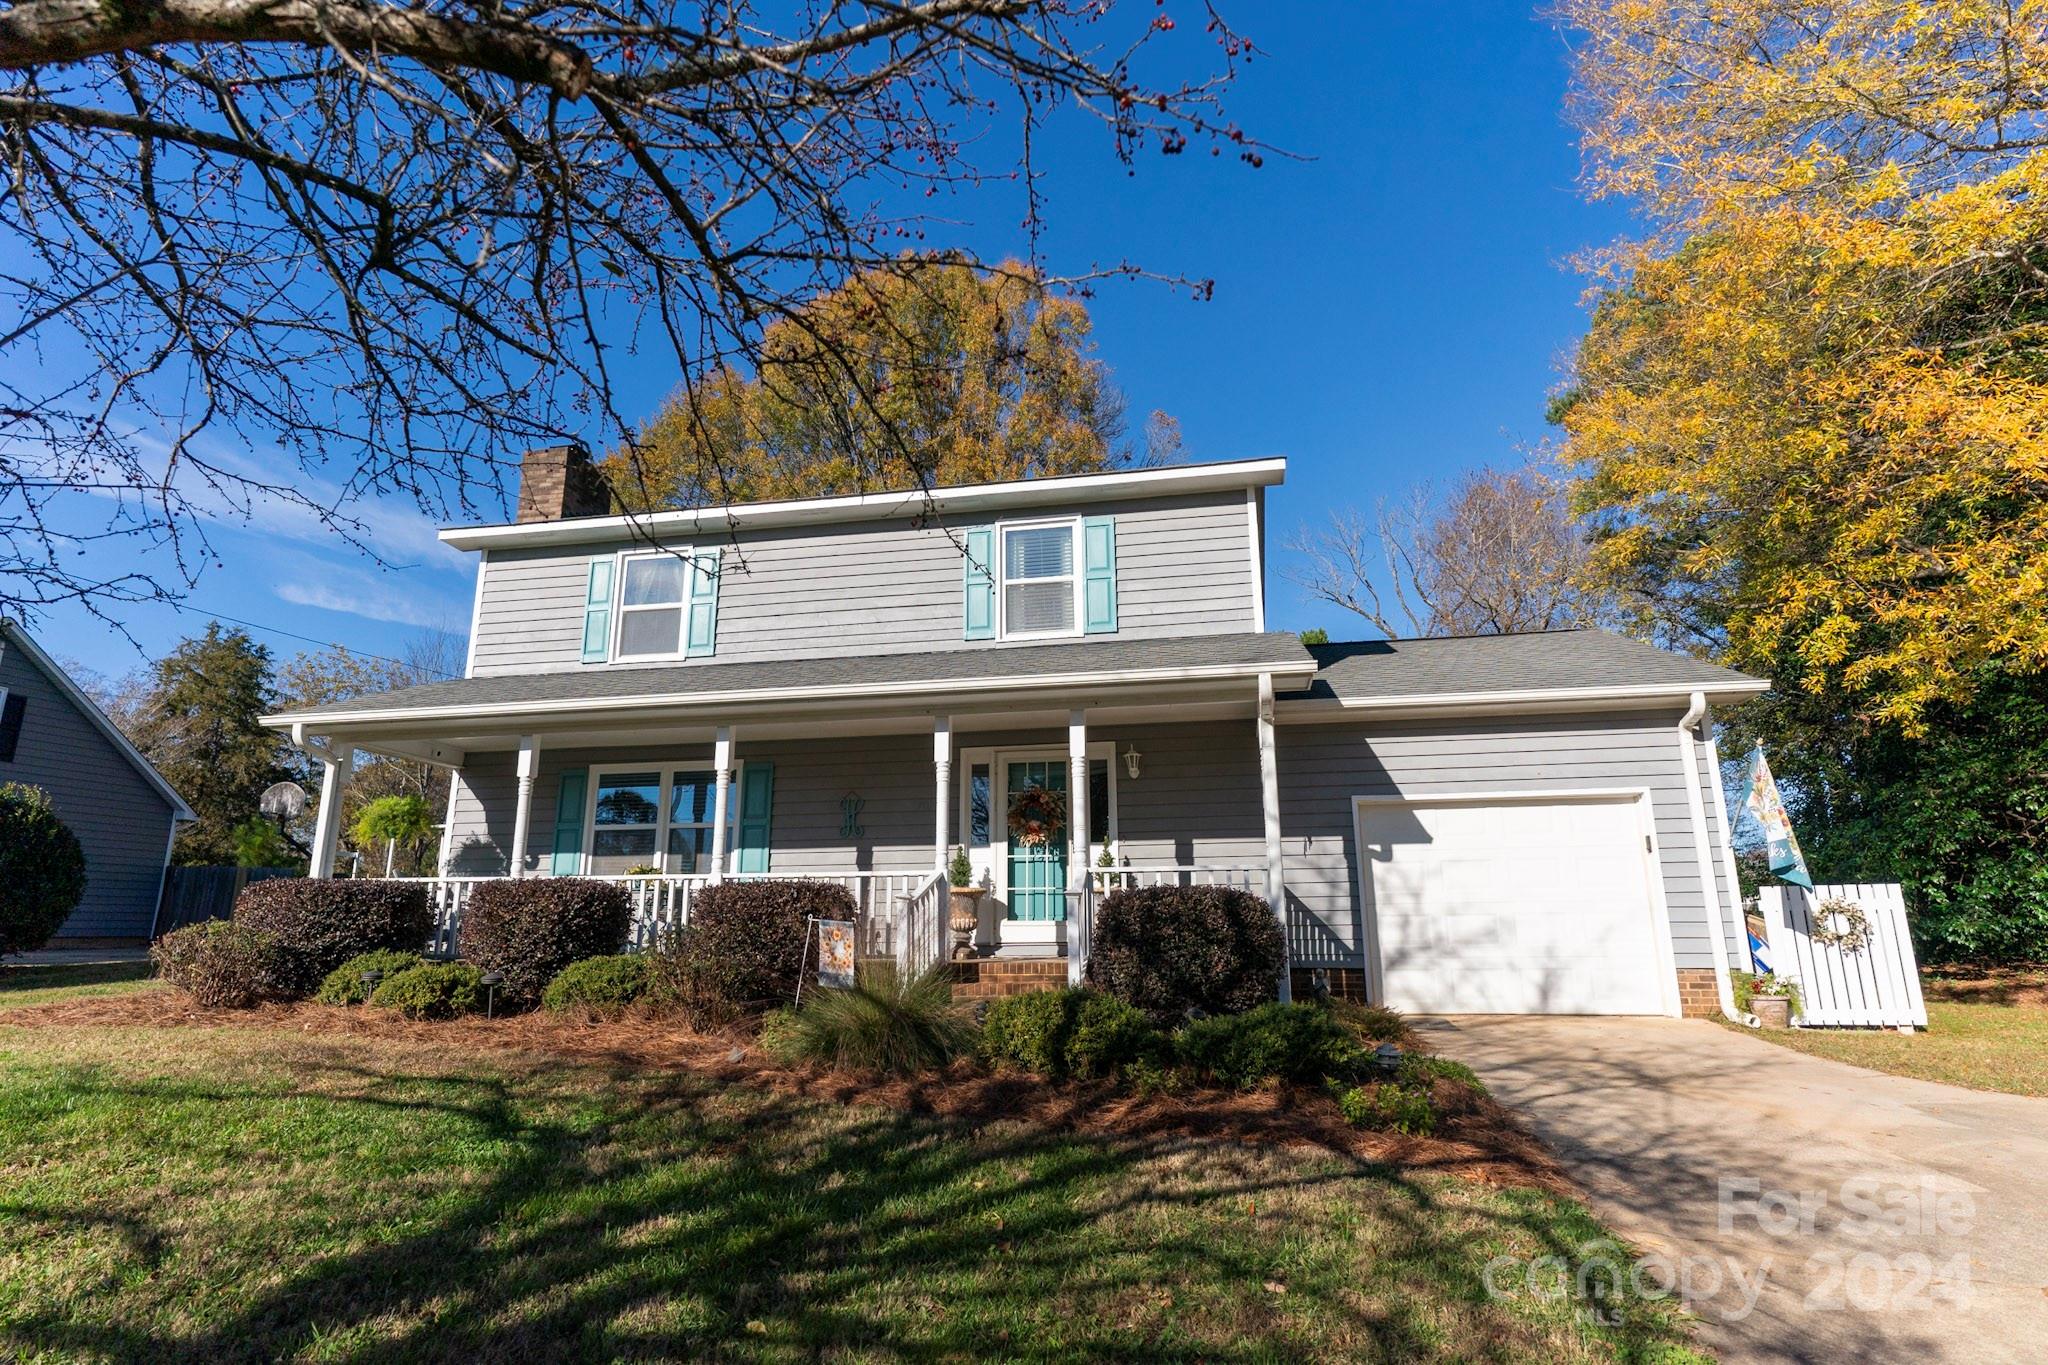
[0,646,178,939]
[1274,708,1745,971]
[466,490,1257,676]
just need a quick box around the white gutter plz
[1676,689,1752,1025]
[439,457,1289,551]
[1281,677,1771,716]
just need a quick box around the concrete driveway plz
[1423,1015,2048,1365]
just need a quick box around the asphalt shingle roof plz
[273,631,1318,720]
[1291,629,1763,703]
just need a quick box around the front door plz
[1004,759,1069,923]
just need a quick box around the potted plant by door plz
[946,846,982,960]
[1742,972,1801,1029]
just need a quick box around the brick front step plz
[948,958,1069,1000]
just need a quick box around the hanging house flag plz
[816,919,856,990]
[1741,745,1813,889]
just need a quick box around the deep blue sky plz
[38,3,1632,684]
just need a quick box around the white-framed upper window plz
[614,550,689,660]
[585,762,726,875]
[999,518,1082,639]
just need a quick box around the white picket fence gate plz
[1756,882,1927,1030]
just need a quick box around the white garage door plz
[1355,796,1669,1015]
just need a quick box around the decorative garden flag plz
[1741,745,1813,889]
[816,919,856,990]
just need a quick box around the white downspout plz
[1677,690,1751,1025]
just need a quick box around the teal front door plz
[1005,760,1068,921]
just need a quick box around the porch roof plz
[1285,629,1768,712]
[264,630,1318,730]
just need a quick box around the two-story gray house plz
[266,449,1766,1017]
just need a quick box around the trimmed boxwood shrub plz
[677,879,858,1014]
[233,878,431,994]
[458,878,632,1008]
[980,987,1169,1081]
[0,782,88,956]
[370,962,483,1019]
[315,949,427,1005]
[542,954,651,1018]
[1174,1002,1367,1090]
[1085,884,1286,1020]
[152,921,295,1008]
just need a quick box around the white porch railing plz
[1098,864,1261,892]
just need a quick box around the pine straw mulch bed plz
[6,987,1571,1195]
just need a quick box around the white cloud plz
[274,576,466,630]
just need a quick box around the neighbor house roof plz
[1287,629,1767,711]
[0,619,196,820]
[437,456,1287,551]
[265,631,1320,728]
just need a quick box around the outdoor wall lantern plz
[1122,744,1142,781]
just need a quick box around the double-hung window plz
[588,766,721,874]
[1000,520,1080,638]
[615,554,688,659]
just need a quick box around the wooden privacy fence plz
[1757,882,1927,1031]
[153,867,298,936]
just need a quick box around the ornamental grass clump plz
[1086,884,1286,1021]
[233,878,431,994]
[764,963,973,1076]
[458,878,632,1008]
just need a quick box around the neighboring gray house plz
[0,620,194,941]
[266,450,1766,1018]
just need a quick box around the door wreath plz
[1809,895,1870,954]
[1007,784,1066,848]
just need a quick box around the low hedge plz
[1085,884,1286,1020]
[542,954,651,1018]
[1173,1002,1368,1090]
[676,879,858,1014]
[0,782,88,956]
[233,879,431,994]
[980,987,1168,1081]
[369,962,483,1020]
[152,921,296,1008]
[458,879,632,1008]
[315,949,427,1006]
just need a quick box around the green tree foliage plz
[602,257,1169,509]
[0,782,88,953]
[131,624,289,866]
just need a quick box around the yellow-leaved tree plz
[603,256,1166,510]
[1555,0,2048,732]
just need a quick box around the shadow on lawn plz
[3,1049,1701,1363]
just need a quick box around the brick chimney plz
[515,444,612,522]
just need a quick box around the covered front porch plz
[272,644,1308,989]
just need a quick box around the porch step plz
[947,958,1069,1001]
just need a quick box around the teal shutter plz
[580,559,613,663]
[1082,516,1118,633]
[733,762,774,873]
[963,526,996,640]
[549,770,587,875]
[685,548,720,657]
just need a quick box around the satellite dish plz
[259,781,308,820]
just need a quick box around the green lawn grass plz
[0,1005,1709,1362]
[1749,995,2048,1097]
[0,962,159,1011]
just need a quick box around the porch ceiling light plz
[1122,743,1142,781]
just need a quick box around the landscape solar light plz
[480,970,505,1018]
[359,968,384,1004]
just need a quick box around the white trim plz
[610,546,695,663]
[1349,788,1681,1018]
[0,619,196,820]
[1256,674,1289,1001]
[464,551,488,678]
[1704,723,1750,969]
[436,768,463,876]
[1277,677,1770,720]
[263,657,1318,729]
[582,756,741,877]
[988,740,1117,951]
[146,816,180,939]
[1245,488,1265,632]
[995,516,1085,642]
[439,457,1289,551]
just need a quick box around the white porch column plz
[710,725,735,880]
[309,749,352,879]
[508,735,539,877]
[1068,708,1090,987]
[1257,674,1293,1004]
[933,715,953,874]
